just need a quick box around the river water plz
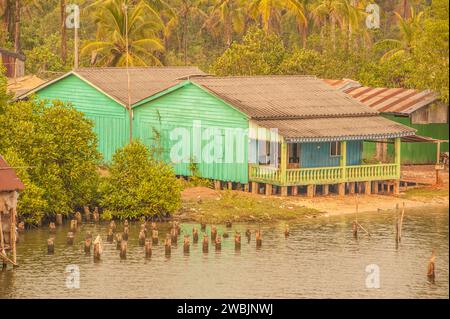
[0,207,448,298]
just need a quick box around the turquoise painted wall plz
[301,141,362,168]
[134,83,249,183]
[363,114,449,164]
[36,74,129,162]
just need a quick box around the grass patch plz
[176,190,322,223]
[403,187,449,199]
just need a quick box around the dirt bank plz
[178,185,449,222]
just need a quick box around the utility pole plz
[124,4,133,143]
[74,10,79,69]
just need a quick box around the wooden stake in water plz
[427,249,436,284]
[399,202,405,242]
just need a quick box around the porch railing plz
[249,163,400,186]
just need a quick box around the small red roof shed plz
[0,155,25,192]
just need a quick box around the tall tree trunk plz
[61,0,67,64]
[13,0,19,52]
[3,0,13,41]
[225,14,232,47]
[183,12,188,66]
[402,0,408,19]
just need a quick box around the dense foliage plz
[0,79,101,224]
[0,0,447,101]
[99,141,182,220]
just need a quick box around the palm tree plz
[169,0,207,65]
[310,0,346,47]
[203,0,245,47]
[82,0,164,66]
[248,0,307,35]
[376,6,423,61]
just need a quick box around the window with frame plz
[330,141,341,156]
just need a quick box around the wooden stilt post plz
[227,181,233,190]
[265,184,272,196]
[214,180,221,190]
[393,180,400,195]
[357,182,364,194]
[323,184,329,196]
[280,186,288,197]
[371,181,378,194]
[338,183,345,196]
[306,185,314,197]
[435,141,441,185]
[0,213,6,267]
[291,186,298,196]
[10,207,16,266]
[348,182,355,195]
[251,182,258,194]
[364,181,371,195]
[244,183,249,192]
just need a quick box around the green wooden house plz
[20,71,425,196]
[132,76,418,196]
[18,67,205,162]
[324,79,449,164]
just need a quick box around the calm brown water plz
[0,207,448,298]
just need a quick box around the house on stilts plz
[0,155,24,268]
[132,76,420,196]
[18,70,434,196]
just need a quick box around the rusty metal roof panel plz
[75,67,206,105]
[323,79,440,115]
[255,116,416,142]
[0,156,25,192]
[192,76,378,119]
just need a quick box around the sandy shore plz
[284,193,449,216]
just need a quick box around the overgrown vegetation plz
[1,1,447,102]
[99,140,182,220]
[0,77,101,224]
[178,190,322,223]
[402,187,449,199]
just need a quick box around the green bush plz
[99,141,182,220]
[0,95,101,223]
[2,150,48,225]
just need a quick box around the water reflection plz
[0,207,448,298]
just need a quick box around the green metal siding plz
[35,74,129,162]
[363,114,449,164]
[134,83,249,183]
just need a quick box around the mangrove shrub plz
[99,141,182,220]
[0,86,101,224]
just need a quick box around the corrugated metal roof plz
[7,75,46,97]
[192,76,378,119]
[255,116,416,142]
[75,67,206,106]
[0,156,25,192]
[323,79,440,115]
